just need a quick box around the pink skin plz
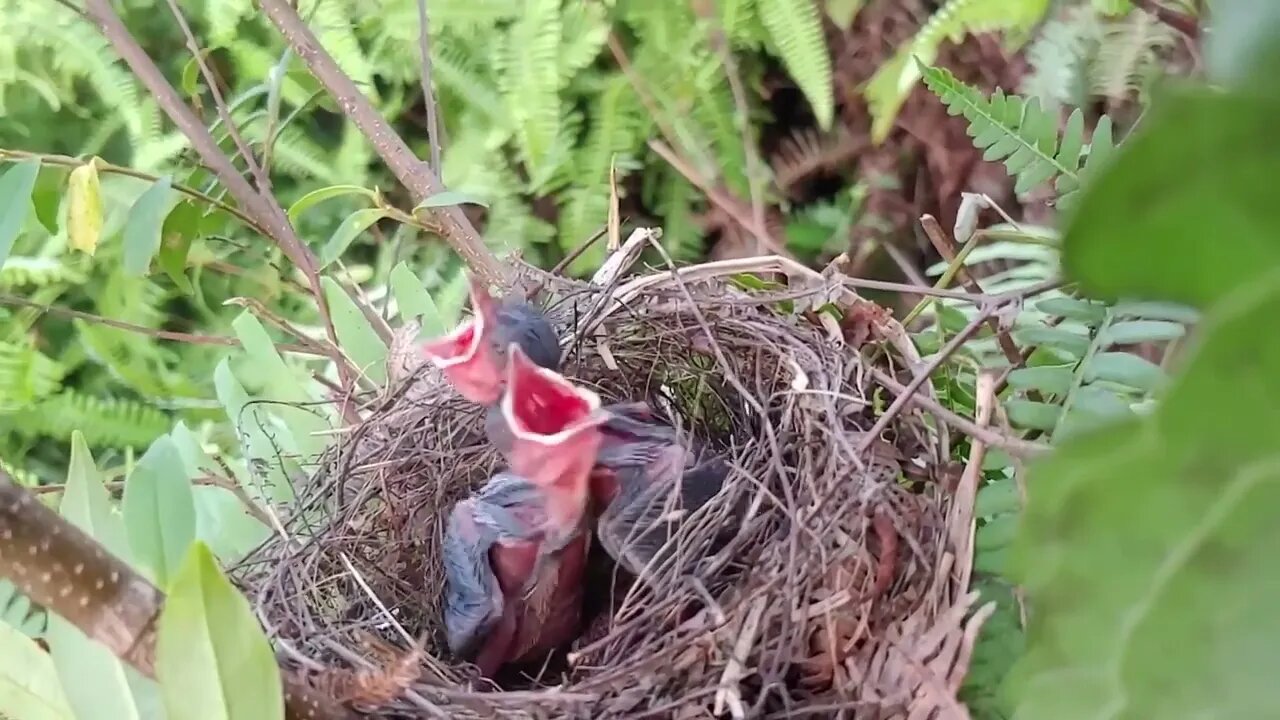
[419,314,503,405]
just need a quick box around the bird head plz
[418,277,505,405]
[500,344,606,529]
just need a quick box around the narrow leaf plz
[975,479,1020,518]
[66,160,103,255]
[47,616,141,720]
[1100,319,1186,346]
[1014,327,1091,357]
[1035,296,1107,324]
[322,277,388,385]
[1087,352,1166,392]
[123,436,197,586]
[61,432,130,560]
[285,184,375,226]
[1005,399,1062,431]
[318,208,387,269]
[413,190,489,210]
[0,620,74,720]
[0,158,41,269]
[123,176,177,276]
[1006,366,1074,396]
[389,262,444,335]
[156,543,284,720]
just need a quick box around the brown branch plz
[0,474,356,720]
[649,139,792,257]
[1131,0,1201,40]
[255,0,510,287]
[80,0,354,388]
[0,295,325,357]
[918,215,1025,368]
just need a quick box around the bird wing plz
[596,445,688,577]
[441,501,504,656]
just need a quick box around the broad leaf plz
[321,277,388,385]
[318,208,388,269]
[1099,320,1185,346]
[0,158,41,269]
[1005,399,1062,432]
[156,543,284,720]
[229,312,329,457]
[123,436,197,586]
[0,620,74,720]
[1005,365,1074,396]
[123,176,177,276]
[1087,352,1165,392]
[389,262,444,335]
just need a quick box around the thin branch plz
[918,214,1025,366]
[255,0,509,287]
[696,1,770,255]
[162,0,269,195]
[80,0,352,389]
[415,0,445,172]
[649,139,791,256]
[0,295,325,357]
[0,149,269,238]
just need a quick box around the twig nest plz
[236,254,986,719]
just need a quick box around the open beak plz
[501,344,606,504]
[420,296,503,405]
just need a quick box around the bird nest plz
[235,239,987,719]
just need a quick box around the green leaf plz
[0,158,42,269]
[758,0,834,130]
[1014,326,1090,357]
[318,208,387,269]
[192,486,269,564]
[0,620,74,720]
[156,543,284,720]
[389,262,444,335]
[321,277,388,385]
[1062,88,1280,307]
[1006,365,1074,395]
[1087,351,1165,392]
[47,616,141,720]
[1009,279,1280,719]
[229,312,329,457]
[158,199,200,294]
[122,176,177,276]
[414,190,489,210]
[285,184,375,226]
[123,435,197,586]
[1100,320,1185,346]
[1204,0,1280,95]
[975,478,1020,518]
[60,432,130,560]
[1005,399,1062,432]
[1035,296,1108,325]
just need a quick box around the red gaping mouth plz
[420,318,483,368]
[501,344,604,443]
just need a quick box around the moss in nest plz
[233,261,988,718]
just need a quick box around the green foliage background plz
[3,1,1267,719]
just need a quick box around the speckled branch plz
[0,474,355,720]
[256,0,511,288]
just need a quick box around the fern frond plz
[920,64,1116,202]
[558,2,608,81]
[1088,10,1174,101]
[12,390,171,448]
[757,0,833,129]
[0,340,65,412]
[1019,6,1098,113]
[0,257,85,289]
[864,0,1053,143]
[497,0,564,187]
